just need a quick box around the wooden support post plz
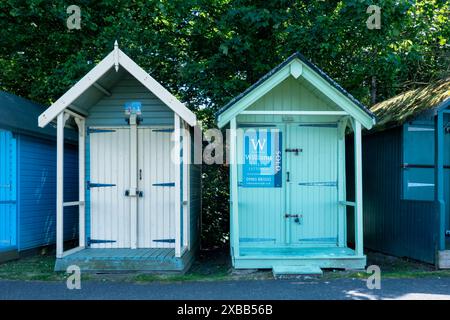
[353,120,364,256]
[182,122,191,249]
[174,114,182,257]
[337,119,347,247]
[230,117,240,257]
[74,117,86,248]
[129,114,138,249]
[435,112,446,251]
[56,112,69,258]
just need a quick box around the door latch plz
[285,148,302,155]
[285,213,299,218]
[125,190,144,197]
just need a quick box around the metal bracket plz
[87,238,117,245]
[285,148,302,155]
[125,190,143,197]
[87,181,116,189]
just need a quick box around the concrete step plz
[438,251,450,269]
[273,265,323,278]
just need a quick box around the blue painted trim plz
[14,134,19,249]
[298,181,337,187]
[299,237,338,242]
[87,238,117,245]
[153,239,175,243]
[152,182,175,187]
[87,181,116,190]
[152,128,174,133]
[88,128,116,134]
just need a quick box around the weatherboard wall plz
[355,126,439,264]
[17,134,79,251]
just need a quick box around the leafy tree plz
[0,0,448,248]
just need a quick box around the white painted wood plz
[38,52,115,127]
[174,114,182,257]
[353,120,364,256]
[63,201,85,207]
[137,127,175,248]
[90,128,131,248]
[230,117,240,257]
[76,118,86,248]
[56,112,66,258]
[117,49,196,126]
[61,246,84,258]
[240,111,347,115]
[129,115,138,249]
[290,60,303,79]
[114,40,119,72]
[38,45,197,128]
[337,120,347,247]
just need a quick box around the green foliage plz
[0,0,448,248]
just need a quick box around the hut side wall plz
[349,126,438,264]
[17,134,79,251]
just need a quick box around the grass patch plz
[0,248,449,283]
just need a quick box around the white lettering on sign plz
[251,139,266,151]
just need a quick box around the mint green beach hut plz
[216,53,376,275]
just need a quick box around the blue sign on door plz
[242,129,282,188]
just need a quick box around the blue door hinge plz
[153,239,175,243]
[152,182,175,187]
[87,238,117,245]
[87,181,116,190]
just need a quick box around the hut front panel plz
[0,130,17,249]
[89,128,131,248]
[236,125,285,246]
[87,72,174,127]
[137,128,175,248]
[288,124,338,245]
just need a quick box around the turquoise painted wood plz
[218,54,373,272]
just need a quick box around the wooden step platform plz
[273,265,323,278]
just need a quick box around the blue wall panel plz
[18,134,78,251]
[0,130,17,249]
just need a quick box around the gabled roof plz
[0,90,77,140]
[371,78,450,130]
[216,52,376,129]
[38,42,197,127]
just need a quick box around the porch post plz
[75,118,86,248]
[337,119,348,247]
[56,112,68,258]
[174,114,182,257]
[230,117,240,257]
[435,112,446,250]
[130,114,138,249]
[353,120,364,256]
[182,121,191,249]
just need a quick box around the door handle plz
[139,169,142,180]
[286,172,290,182]
[285,213,300,218]
[285,148,302,155]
